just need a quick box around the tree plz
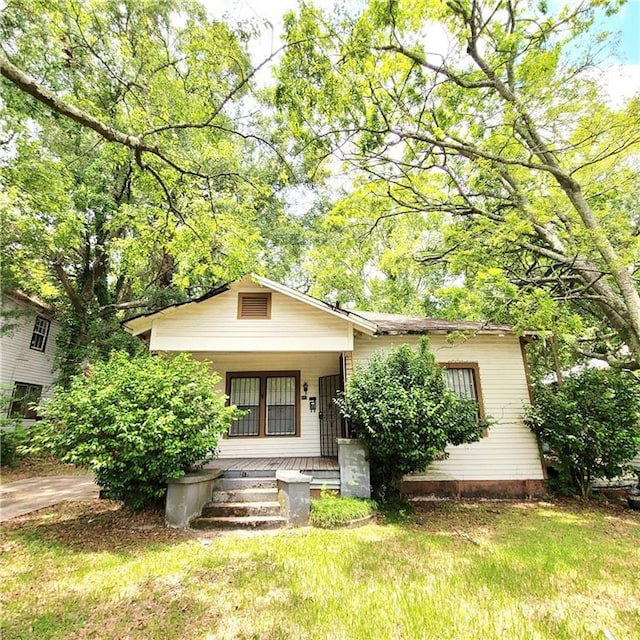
[1,0,302,379]
[335,338,485,497]
[525,368,640,499]
[275,0,640,368]
[32,351,239,509]
[303,183,448,314]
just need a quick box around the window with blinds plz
[444,363,485,421]
[227,372,299,437]
[237,293,271,319]
[266,376,296,435]
[228,377,260,436]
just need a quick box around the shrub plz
[310,491,377,528]
[525,368,640,499]
[0,425,29,467]
[0,386,29,468]
[32,351,239,509]
[335,337,486,499]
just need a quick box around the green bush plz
[32,351,239,509]
[335,337,486,499]
[310,491,377,528]
[525,368,640,499]
[0,386,29,467]
[0,425,29,467]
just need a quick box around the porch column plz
[337,438,371,498]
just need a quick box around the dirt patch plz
[0,456,90,483]
[1,501,197,552]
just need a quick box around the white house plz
[1,291,60,425]
[123,275,546,497]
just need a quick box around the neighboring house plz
[123,275,545,497]
[1,291,59,425]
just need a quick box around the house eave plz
[121,284,231,335]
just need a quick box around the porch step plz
[210,487,278,503]
[191,515,286,530]
[221,469,278,479]
[215,476,277,491]
[201,501,280,518]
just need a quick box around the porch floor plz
[206,456,339,472]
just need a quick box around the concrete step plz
[221,469,278,478]
[191,515,286,530]
[309,470,340,479]
[210,487,278,503]
[215,477,277,491]
[201,501,280,518]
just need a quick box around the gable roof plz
[4,290,54,316]
[122,275,516,337]
[122,275,378,336]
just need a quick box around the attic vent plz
[238,292,271,319]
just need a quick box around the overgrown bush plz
[32,352,239,509]
[0,425,29,467]
[335,338,486,499]
[0,387,29,467]
[525,368,640,499]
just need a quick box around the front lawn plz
[1,499,638,639]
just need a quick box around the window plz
[237,293,271,319]
[227,372,299,437]
[443,363,485,420]
[8,383,43,420]
[30,316,50,351]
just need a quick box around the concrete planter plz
[165,469,222,528]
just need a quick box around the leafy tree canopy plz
[1,0,305,380]
[276,0,640,370]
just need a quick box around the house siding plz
[193,352,343,458]
[150,282,354,352]
[352,333,545,482]
[1,296,59,424]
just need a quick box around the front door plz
[318,374,344,457]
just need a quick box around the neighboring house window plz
[30,316,50,351]
[443,363,485,420]
[237,293,271,319]
[227,372,299,437]
[8,383,43,420]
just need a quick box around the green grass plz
[309,491,377,528]
[1,500,639,639]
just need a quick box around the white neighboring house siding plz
[193,352,342,458]
[352,333,545,482]
[150,282,354,353]
[0,295,59,426]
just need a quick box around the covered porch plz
[192,351,347,459]
[202,442,369,499]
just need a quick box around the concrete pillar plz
[337,438,371,498]
[276,470,312,526]
[165,469,222,528]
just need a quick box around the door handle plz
[318,411,324,420]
